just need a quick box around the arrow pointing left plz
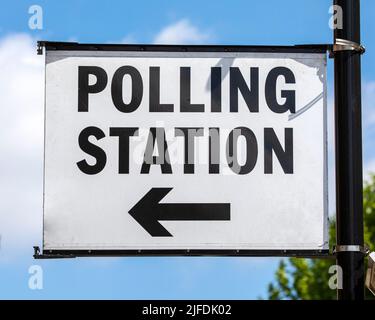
[128,188,231,237]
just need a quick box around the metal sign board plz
[41,43,328,256]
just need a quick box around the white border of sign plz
[38,42,329,258]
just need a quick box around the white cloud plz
[364,158,375,181]
[120,34,137,44]
[0,33,44,256]
[328,82,375,212]
[153,19,211,44]
[362,82,375,180]
[363,82,375,127]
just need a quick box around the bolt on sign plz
[40,42,328,255]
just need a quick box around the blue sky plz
[0,0,374,299]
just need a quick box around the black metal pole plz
[334,0,364,300]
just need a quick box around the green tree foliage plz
[267,175,375,300]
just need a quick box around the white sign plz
[43,45,328,252]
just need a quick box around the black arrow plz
[128,188,230,237]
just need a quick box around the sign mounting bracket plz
[329,38,365,58]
